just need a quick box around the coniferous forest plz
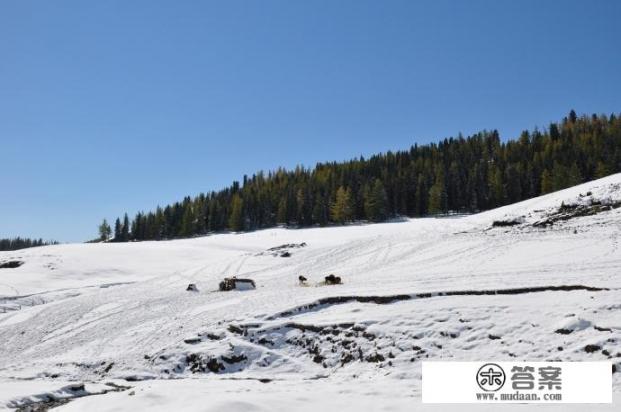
[0,238,59,251]
[104,111,621,242]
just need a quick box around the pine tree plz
[276,197,288,224]
[541,169,553,194]
[180,206,195,237]
[415,175,427,215]
[331,186,353,224]
[428,169,447,214]
[505,164,522,204]
[364,179,388,222]
[295,188,308,225]
[122,213,130,241]
[595,161,611,178]
[98,219,112,241]
[155,207,165,239]
[228,194,244,231]
[312,194,329,226]
[488,165,505,207]
[114,218,122,241]
[552,162,569,191]
[569,109,577,123]
[567,162,582,187]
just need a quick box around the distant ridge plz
[102,110,621,242]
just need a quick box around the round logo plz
[476,363,506,392]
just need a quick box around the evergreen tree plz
[567,162,583,187]
[180,206,195,237]
[364,179,388,222]
[488,165,505,207]
[428,169,447,214]
[331,186,353,224]
[228,194,244,231]
[276,197,288,224]
[505,164,522,204]
[98,219,112,241]
[595,161,612,178]
[569,109,577,123]
[122,213,130,241]
[295,188,309,225]
[541,169,554,194]
[114,218,122,241]
[415,174,427,215]
[312,194,329,226]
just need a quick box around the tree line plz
[0,237,59,251]
[99,111,621,242]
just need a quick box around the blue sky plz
[1,0,620,242]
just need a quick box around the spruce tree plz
[180,206,195,237]
[567,162,582,187]
[312,194,329,226]
[541,169,553,194]
[114,218,122,242]
[428,169,447,214]
[569,109,577,123]
[364,179,388,222]
[122,213,130,241]
[595,161,611,178]
[228,194,244,231]
[331,186,353,224]
[488,166,505,207]
[276,198,288,224]
[98,219,112,241]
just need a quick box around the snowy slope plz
[1,175,620,410]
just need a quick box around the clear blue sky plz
[1,0,620,242]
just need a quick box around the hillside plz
[1,175,621,410]
[102,112,621,243]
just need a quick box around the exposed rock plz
[584,344,602,353]
[492,219,522,227]
[0,260,23,269]
[365,353,385,363]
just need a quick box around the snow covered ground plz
[1,175,620,410]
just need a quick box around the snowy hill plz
[1,175,621,411]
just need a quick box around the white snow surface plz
[1,174,621,410]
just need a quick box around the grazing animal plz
[324,274,342,285]
[298,275,308,285]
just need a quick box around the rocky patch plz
[10,382,131,412]
[0,260,23,269]
[258,243,307,257]
[534,200,621,227]
[492,218,523,227]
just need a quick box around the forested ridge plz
[0,238,59,251]
[100,111,621,242]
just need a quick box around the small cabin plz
[219,277,256,291]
